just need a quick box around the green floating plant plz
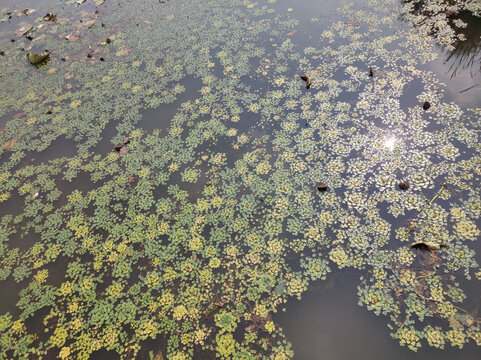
[0,0,480,359]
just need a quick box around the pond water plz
[0,0,480,359]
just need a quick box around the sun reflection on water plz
[384,136,396,150]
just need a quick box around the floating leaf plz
[410,241,447,252]
[448,317,463,329]
[15,25,33,37]
[345,20,362,25]
[119,146,127,157]
[300,75,311,89]
[27,50,50,65]
[2,135,19,150]
[43,13,57,22]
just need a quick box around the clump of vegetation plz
[0,0,480,358]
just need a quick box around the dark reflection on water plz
[443,11,481,79]
[400,0,481,79]
[399,1,481,104]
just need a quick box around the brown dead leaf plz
[2,135,19,150]
[78,10,90,18]
[15,24,33,36]
[448,317,463,329]
[119,146,127,157]
[414,284,424,297]
[56,17,70,24]
[455,314,475,327]
[31,34,47,43]
[345,20,362,25]
[43,13,57,22]
[153,351,164,360]
[84,19,96,29]
[65,34,81,42]
[410,241,446,252]
[23,8,37,16]
[465,316,474,326]
[116,48,131,57]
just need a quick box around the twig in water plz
[408,184,447,231]
[459,82,481,93]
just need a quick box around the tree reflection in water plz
[401,0,481,78]
[444,11,481,79]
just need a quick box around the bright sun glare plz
[384,137,396,150]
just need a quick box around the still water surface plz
[0,0,480,359]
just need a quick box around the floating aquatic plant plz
[0,0,480,359]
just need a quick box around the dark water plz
[277,271,481,360]
[265,1,481,359]
[275,0,481,360]
[1,0,481,359]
